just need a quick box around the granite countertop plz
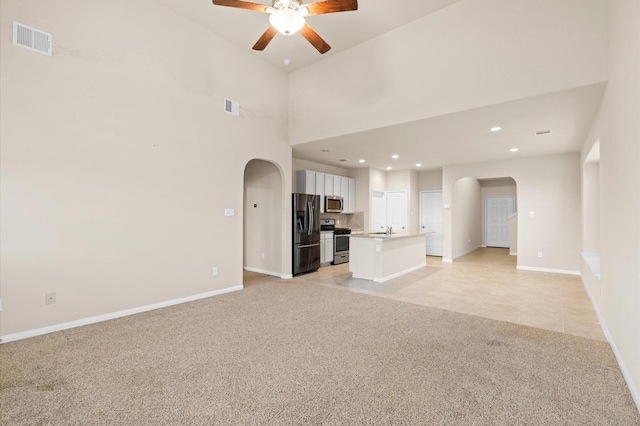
[350,230,434,240]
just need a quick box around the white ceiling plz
[156,0,607,172]
[292,83,606,171]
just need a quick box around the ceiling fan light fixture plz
[269,8,305,35]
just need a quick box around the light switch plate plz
[224,208,234,217]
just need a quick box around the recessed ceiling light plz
[510,148,519,152]
[359,159,365,163]
[416,163,422,167]
[490,127,502,132]
[283,59,291,66]
[386,167,392,170]
[392,154,399,159]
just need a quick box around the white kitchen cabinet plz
[348,178,356,213]
[315,172,325,212]
[341,177,349,205]
[324,234,334,264]
[296,170,356,214]
[296,170,315,195]
[324,174,334,197]
[333,175,342,197]
[320,232,334,265]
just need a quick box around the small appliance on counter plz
[293,193,320,276]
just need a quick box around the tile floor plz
[244,247,605,341]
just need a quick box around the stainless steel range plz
[333,227,351,265]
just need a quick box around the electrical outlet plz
[0,298,2,312]
[45,292,56,305]
[213,267,219,276]
[538,252,543,258]
[261,253,265,259]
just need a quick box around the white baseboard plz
[243,266,286,280]
[281,274,293,280]
[509,252,517,256]
[580,274,640,413]
[516,265,580,276]
[442,258,453,263]
[452,246,481,260]
[0,286,243,344]
[373,263,426,283]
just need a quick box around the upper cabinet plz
[296,170,356,214]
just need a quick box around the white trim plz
[516,265,580,276]
[0,286,243,344]
[580,275,640,412]
[243,266,283,278]
[442,258,453,263]
[281,274,293,280]
[509,252,517,256]
[452,246,481,260]
[373,263,426,283]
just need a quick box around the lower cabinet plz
[320,233,334,265]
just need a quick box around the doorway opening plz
[451,176,518,263]
[243,159,284,287]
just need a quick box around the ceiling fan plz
[211,0,358,54]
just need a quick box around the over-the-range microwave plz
[325,196,344,213]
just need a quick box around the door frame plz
[420,190,444,256]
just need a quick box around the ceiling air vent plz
[224,98,239,116]
[338,159,348,162]
[534,129,552,136]
[13,21,52,56]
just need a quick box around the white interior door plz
[371,191,386,232]
[420,191,443,256]
[485,196,514,248]
[386,191,407,231]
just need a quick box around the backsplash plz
[320,212,364,231]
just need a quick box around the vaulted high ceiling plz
[160,0,609,171]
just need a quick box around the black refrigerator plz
[292,193,320,276]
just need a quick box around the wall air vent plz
[534,129,552,136]
[13,21,52,56]
[338,159,348,162]
[224,98,239,116]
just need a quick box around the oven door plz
[333,234,350,264]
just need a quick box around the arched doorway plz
[243,159,284,287]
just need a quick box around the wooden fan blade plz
[253,26,279,51]
[299,23,331,54]
[304,0,358,16]
[212,0,270,13]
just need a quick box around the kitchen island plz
[349,231,430,282]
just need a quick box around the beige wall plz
[288,0,608,145]
[418,169,443,191]
[580,0,640,406]
[443,153,581,271]
[451,177,482,259]
[0,0,291,337]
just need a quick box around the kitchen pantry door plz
[371,191,386,232]
[485,196,514,248]
[420,191,443,256]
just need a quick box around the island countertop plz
[350,231,435,240]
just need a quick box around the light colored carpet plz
[1,278,639,425]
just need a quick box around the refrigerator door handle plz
[307,201,313,236]
[297,243,320,249]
